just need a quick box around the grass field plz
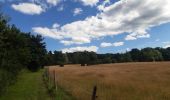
[49,62,170,100]
[0,70,51,100]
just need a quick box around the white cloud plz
[76,0,99,6]
[33,0,170,45]
[32,27,63,39]
[137,34,150,39]
[73,8,83,16]
[125,33,150,41]
[11,3,44,15]
[97,0,110,11]
[62,46,98,53]
[100,42,112,47]
[60,37,90,45]
[125,35,137,41]
[113,42,124,47]
[72,37,91,44]
[100,42,124,47]
[126,48,131,52]
[60,40,74,46]
[52,23,60,28]
[46,0,61,6]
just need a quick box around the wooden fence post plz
[92,85,97,100]
[47,67,50,82]
[53,70,55,86]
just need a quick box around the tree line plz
[0,13,46,95]
[45,47,170,66]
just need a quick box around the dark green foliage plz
[46,51,99,66]
[156,47,170,61]
[97,54,112,64]
[27,60,40,72]
[45,47,170,66]
[140,48,163,62]
[45,51,67,66]
[0,13,46,95]
[130,49,141,62]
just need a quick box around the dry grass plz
[48,62,170,100]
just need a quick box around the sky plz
[1,0,170,53]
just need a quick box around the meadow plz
[49,62,170,100]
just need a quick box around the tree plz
[79,51,90,66]
[130,48,141,61]
[140,48,163,62]
[156,47,170,61]
[26,34,46,71]
[0,12,47,94]
[88,52,98,65]
[122,52,132,62]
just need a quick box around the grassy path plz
[0,70,51,100]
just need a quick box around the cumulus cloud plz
[11,3,44,15]
[100,42,124,47]
[11,0,63,15]
[75,0,99,6]
[113,42,124,47]
[125,33,150,40]
[33,0,170,45]
[60,37,91,45]
[125,35,137,41]
[73,8,83,16]
[100,42,112,47]
[62,46,98,53]
[52,23,60,28]
[32,27,63,39]
[46,0,61,6]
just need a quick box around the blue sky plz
[1,0,170,53]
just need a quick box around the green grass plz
[0,69,51,100]
[55,86,76,100]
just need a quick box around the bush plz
[0,69,17,95]
[27,61,40,72]
[0,70,7,95]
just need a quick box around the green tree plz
[0,12,47,94]
[140,48,163,62]
[130,48,141,61]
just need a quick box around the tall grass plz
[43,67,75,100]
[49,62,170,100]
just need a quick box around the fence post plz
[47,67,50,82]
[92,85,97,100]
[53,70,55,85]
[54,70,58,90]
